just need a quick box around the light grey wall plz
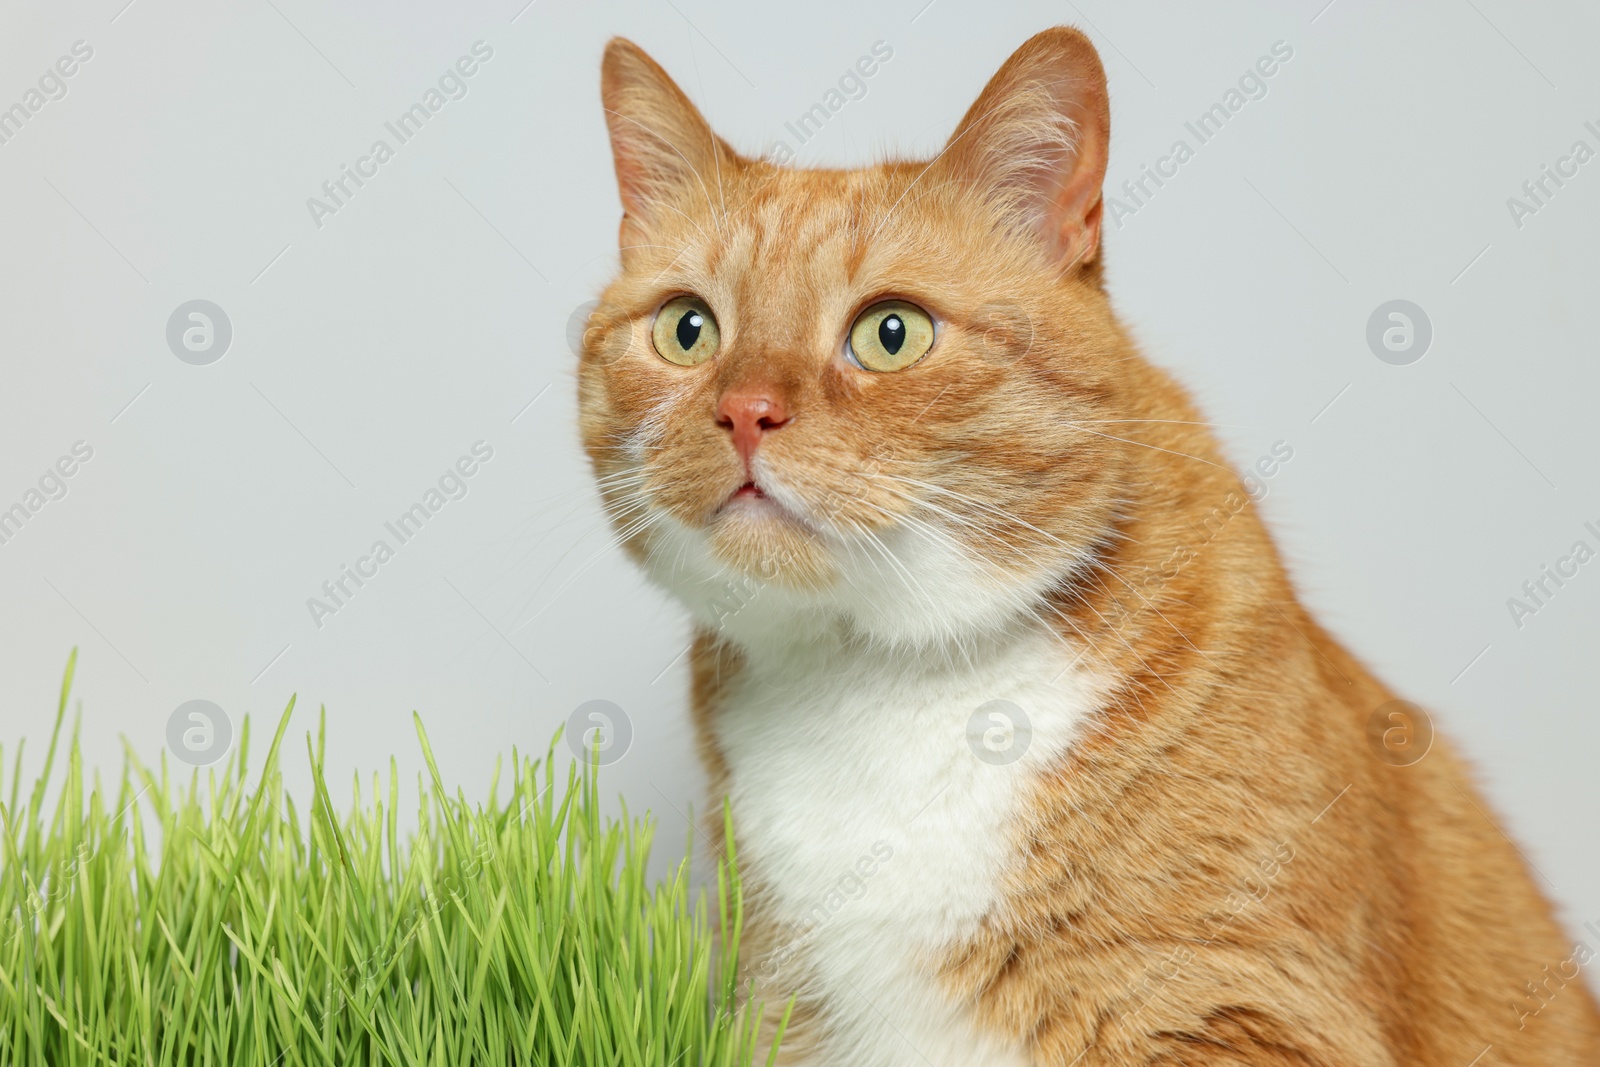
[2,0,1596,976]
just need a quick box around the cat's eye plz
[848,300,935,372]
[651,295,720,366]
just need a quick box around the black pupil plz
[676,311,703,350]
[878,315,905,355]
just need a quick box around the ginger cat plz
[577,26,1600,1067]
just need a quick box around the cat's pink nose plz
[716,386,790,464]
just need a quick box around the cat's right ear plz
[600,38,735,252]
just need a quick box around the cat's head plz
[578,28,1139,650]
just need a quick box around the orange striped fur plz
[578,28,1600,1066]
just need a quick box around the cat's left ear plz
[600,38,737,251]
[934,27,1110,270]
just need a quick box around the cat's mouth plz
[715,478,806,529]
[719,479,786,518]
[703,473,831,587]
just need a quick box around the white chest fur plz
[712,626,1103,1067]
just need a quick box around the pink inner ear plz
[1044,101,1108,268]
[935,29,1111,269]
[600,37,738,238]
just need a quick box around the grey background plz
[1,0,1596,977]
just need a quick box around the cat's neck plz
[706,589,1071,682]
[651,509,1095,665]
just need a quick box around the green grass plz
[0,652,789,1066]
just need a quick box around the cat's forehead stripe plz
[697,176,880,303]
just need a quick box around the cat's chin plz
[645,502,1073,652]
[706,502,836,591]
